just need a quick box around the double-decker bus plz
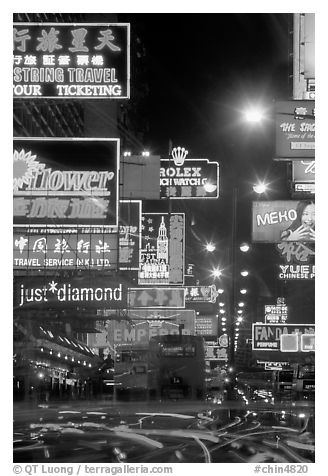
[148,334,206,400]
[114,343,149,400]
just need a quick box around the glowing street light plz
[238,302,245,308]
[240,289,247,295]
[237,309,243,314]
[205,242,216,252]
[240,270,249,277]
[217,288,224,294]
[240,243,250,253]
[243,107,265,123]
[211,267,222,279]
[219,302,225,307]
[219,309,226,314]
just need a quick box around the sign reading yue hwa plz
[138,213,185,286]
[14,277,127,309]
[160,158,219,199]
[13,23,130,99]
[13,138,119,227]
[275,101,315,159]
[278,264,315,280]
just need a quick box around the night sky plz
[116,13,314,325]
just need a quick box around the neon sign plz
[13,23,130,99]
[13,138,119,227]
[15,278,127,309]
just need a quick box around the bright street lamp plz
[240,289,247,294]
[243,107,265,123]
[240,243,250,253]
[205,242,216,252]
[253,182,268,194]
[211,267,222,279]
[240,270,249,277]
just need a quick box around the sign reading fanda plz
[13,138,119,227]
[13,23,130,99]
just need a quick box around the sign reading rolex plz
[13,138,119,227]
[14,277,127,309]
[160,147,219,199]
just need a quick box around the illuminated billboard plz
[13,138,119,227]
[160,158,219,199]
[275,101,315,159]
[106,309,195,344]
[195,315,218,336]
[13,23,130,99]
[128,288,185,308]
[252,200,315,243]
[264,303,288,324]
[278,264,315,280]
[205,346,228,361]
[184,285,218,303]
[138,213,185,286]
[14,277,127,309]
[292,160,315,182]
[252,324,315,351]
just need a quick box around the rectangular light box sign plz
[252,200,315,243]
[13,138,120,228]
[275,100,315,159]
[160,158,219,199]
[277,264,315,280]
[252,323,315,351]
[13,23,130,99]
[138,213,185,286]
[127,288,185,308]
[292,160,315,182]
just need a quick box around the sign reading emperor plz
[275,101,315,159]
[252,200,315,243]
[13,138,119,227]
[13,23,130,99]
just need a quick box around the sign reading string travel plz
[160,147,219,199]
[13,23,130,98]
[13,138,119,227]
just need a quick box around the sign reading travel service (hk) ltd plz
[275,101,315,159]
[13,23,130,98]
[252,200,315,243]
[252,324,315,351]
[160,147,219,199]
[14,277,127,309]
[13,138,119,227]
[138,213,185,286]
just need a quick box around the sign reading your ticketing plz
[13,138,119,227]
[13,23,130,99]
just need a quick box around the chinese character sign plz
[138,213,185,285]
[13,138,119,227]
[264,304,288,324]
[13,23,130,98]
[275,101,315,158]
[252,200,315,243]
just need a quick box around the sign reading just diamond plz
[13,23,130,98]
[13,138,119,228]
[138,213,185,286]
[14,277,127,309]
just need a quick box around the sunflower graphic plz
[13,149,43,191]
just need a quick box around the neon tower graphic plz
[157,216,168,261]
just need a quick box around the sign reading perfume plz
[252,201,315,243]
[13,23,130,99]
[138,213,185,285]
[252,324,315,351]
[14,278,127,309]
[275,101,315,159]
[184,285,218,303]
[278,264,315,280]
[160,153,219,199]
[107,309,195,344]
[13,138,119,227]
[128,288,185,308]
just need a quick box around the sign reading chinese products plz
[127,288,185,308]
[138,213,185,286]
[275,101,315,159]
[252,324,315,351]
[14,277,127,309]
[252,201,315,243]
[13,23,130,98]
[160,158,219,199]
[13,138,119,227]
[184,285,218,303]
[278,264,315,280]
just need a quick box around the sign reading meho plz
[13,138,119,227]
[275,101,315,159]
[13,23,130,99]
[138,213,185,286]
[252,324,315,351]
